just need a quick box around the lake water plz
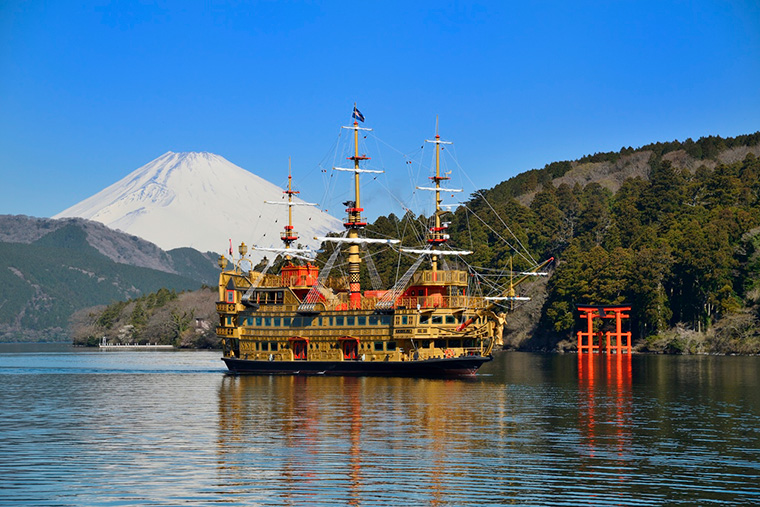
[1,344,759,506]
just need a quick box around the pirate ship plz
[216,110,552,376]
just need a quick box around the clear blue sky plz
[2,1,759,220]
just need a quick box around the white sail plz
[400,248,472,255]
[415,186,463,192]
[264,201,318,206]
[315,236,400,245]
[253,246,321,255]
[333,167,384,174]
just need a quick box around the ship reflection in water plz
[212,352,760,506]
[216,375,486,506]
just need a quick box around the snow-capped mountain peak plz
[54,152,343,257]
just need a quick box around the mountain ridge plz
[0,214,218,279]
[53,151,343,257]
[0,221,210,342]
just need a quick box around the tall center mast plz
[333,106,380,308]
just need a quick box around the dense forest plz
[342,133,760,353]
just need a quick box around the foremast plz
[282,158,299,259]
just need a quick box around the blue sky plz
[1,1,759,220]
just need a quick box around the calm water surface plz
[1,344,759,506]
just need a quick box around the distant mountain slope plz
[483,132,760,206]
[53,151,343,257]
[0,223,207,342]
[0,215,219,285]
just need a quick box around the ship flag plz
[352,106,365,123]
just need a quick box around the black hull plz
[222,355,492,377]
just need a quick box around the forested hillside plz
[0,223,207,342]
[70,286,218,348]
[357,132,760,353]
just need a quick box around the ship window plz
[435,339,446,349]
[273,318,281,327]
[358,316,366,326]
[369,316,378,325]
[270,342,277,351]
[293,317,302,327]
[401,316,409,325]
[449,339,461,348]
[255,317,262,326]
[318,317,323,326]
[374,342,383,351]
[446,315,456,324]
[336,316,344,326]
[283,317,292,326]
[421,340,431,349]
[264,317,272,327]
[387,341,396,351]
[380,316,391,326]
[225,316,233,326]
[346,316,355,326]
[247,317,253,326]
[255,342,260,351]
[420,315,430,325]
[226,290,235,303]
[432,315,443,324]
[464,339,475,348]
[276,291,284,303]
[261,342,268,351]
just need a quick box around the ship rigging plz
[216,108,552,376]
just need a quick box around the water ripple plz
[1,348,759,505]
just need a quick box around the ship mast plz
[282,157,299,260]
[334,106,377,308]
[259,160,318,261]
[317,107,401,307]
[421,117,457,274]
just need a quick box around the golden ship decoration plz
[216,107,553,376]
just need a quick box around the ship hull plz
[222,355,492,377]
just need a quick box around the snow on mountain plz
[54,152,343,259]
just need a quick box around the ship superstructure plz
[216,110,551,376]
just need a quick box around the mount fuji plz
[54,152,343,259]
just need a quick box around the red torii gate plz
[576,305,632,354]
